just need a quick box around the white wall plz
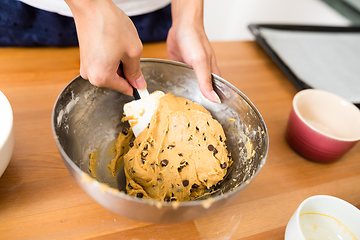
[204,0,350,41]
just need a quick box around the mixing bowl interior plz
[52,59,268,222]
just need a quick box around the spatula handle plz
[119,62,149,100]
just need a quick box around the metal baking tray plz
[248,24,360,108]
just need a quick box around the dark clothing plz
[0,0,172,46]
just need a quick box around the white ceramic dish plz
[285,195,360,240]
[0,91,14,177]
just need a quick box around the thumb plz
[121,59,147,90]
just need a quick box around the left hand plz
[166,0,221,103]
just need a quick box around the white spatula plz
[117,64,165,191]
[124,89,165,137]
[118,62,164,137]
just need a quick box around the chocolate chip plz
[180,160,187,166]
[190,184,200,192]
[164,196,171,202]
[136,192,143,198]
[213,148,218,154]
[143,144,149,150]
[192,183,199,189]
[203,135,207,141]
[129,141,134,147]
[141,151,148,157]
[182,180,189,187]
[161,159,169,167]
[178,160,188,172]
[178,153,183,157]
[121,128,128,135]
[141,158,146,164]
[128,183,133,189]
[167,144,175,149]
[219,135,223,142]
[221,162,227,169]
[208,144,215,151]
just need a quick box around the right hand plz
[65,0,146,96]
[167,0,221,103]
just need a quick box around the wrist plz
[171,0,204,27]
[65,0,115,18]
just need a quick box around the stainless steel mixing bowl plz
[52,58,269,223]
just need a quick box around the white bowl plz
[285,195,360,240]
[0,91,14,177]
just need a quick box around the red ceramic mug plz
[286,89,360,163]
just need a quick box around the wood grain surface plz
[0,42,359,240]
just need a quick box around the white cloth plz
[18,0,171,17]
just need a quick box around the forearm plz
[65,0,114,17]
[64,0,120,35]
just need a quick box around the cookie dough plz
[120,93,232,202]
[108,128,135,177]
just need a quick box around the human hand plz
[167,0,221,103]
[65,0,146,96]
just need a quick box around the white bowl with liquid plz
[285,195,360,240]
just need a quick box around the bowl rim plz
[51,58,269,208]
[293,89,360,142]
[292,195,360,238]
[0,91,13,150]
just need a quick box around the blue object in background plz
[0,0,171,47]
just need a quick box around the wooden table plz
[0,42,359,240]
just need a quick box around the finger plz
[210,55,221,76]
[122,51,146,90]
[120,62,146,93]
[85,68,134,96]
[102,73,134,96]
[192,57,221,103]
